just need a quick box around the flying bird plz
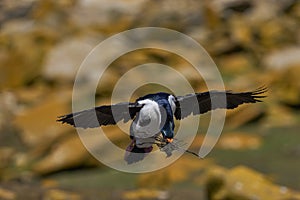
[57,86,267,163]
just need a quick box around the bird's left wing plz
[174,86,267,120]
[57,102,144,128]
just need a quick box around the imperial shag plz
[57,87,267,163]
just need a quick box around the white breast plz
[131,99,161,147]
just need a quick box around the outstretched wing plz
[57,102,144,128]
[174,86,267,120]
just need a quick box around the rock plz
[14,90,73,149]
[248,1,279,22]
[204,165,300,200]
[32,134,96,175]
[30,0,76,28]
[0,147,17,180]
[135,0,204,30]
[275,0,300,13]
[41,179,59,189]
[43,189,81,200]
[14,84,50,105]
[122,189,169,200]
[228,73,270,90]
[228,17,253,47]
[0,21,58,89]
[0,187,16,200]
[189,131,262,152]
[0,92,18,131]
[0,147,15,169]
[268,65,300,106]
[226,104,266,128]
[206,36,243,57]
[218,53,253,74]
[263,47,300,71]
[42,35,102,81]
[217,132,262,150]
[258,18,296,49]
[290,0,300,18]
[137,157,211,189]
[70,0,146,32]
[0,0,35,25]
[264,104,297,127]
[208,0,254,16]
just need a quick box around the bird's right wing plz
[174,86,267,120]
[57,102,144,128]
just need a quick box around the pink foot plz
[124,139,153,164]
[126,139,135,152]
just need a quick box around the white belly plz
[130,99,161,148]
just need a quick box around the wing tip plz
[56,114,76,126]
[252,85,268,94]
[251,85,268,101]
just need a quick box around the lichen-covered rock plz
[42,35,102,81]
[0,22,58,90]
[0,147,15,169]
[204,165,300,200]
[263,47,300,71]
[14,90,73,150]
[122,189,169,200]
[226,104,266,128]
[0,187,16,200]
[66,0,146,34]
[0,92,18,131]
[217,132,262,150]
[32,134,97,175]
[43,189,81,200]
[137,157,211,189]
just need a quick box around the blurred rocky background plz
[1,0,300,199]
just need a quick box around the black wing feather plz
[174,86,267,120]
[57,102,143,128]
